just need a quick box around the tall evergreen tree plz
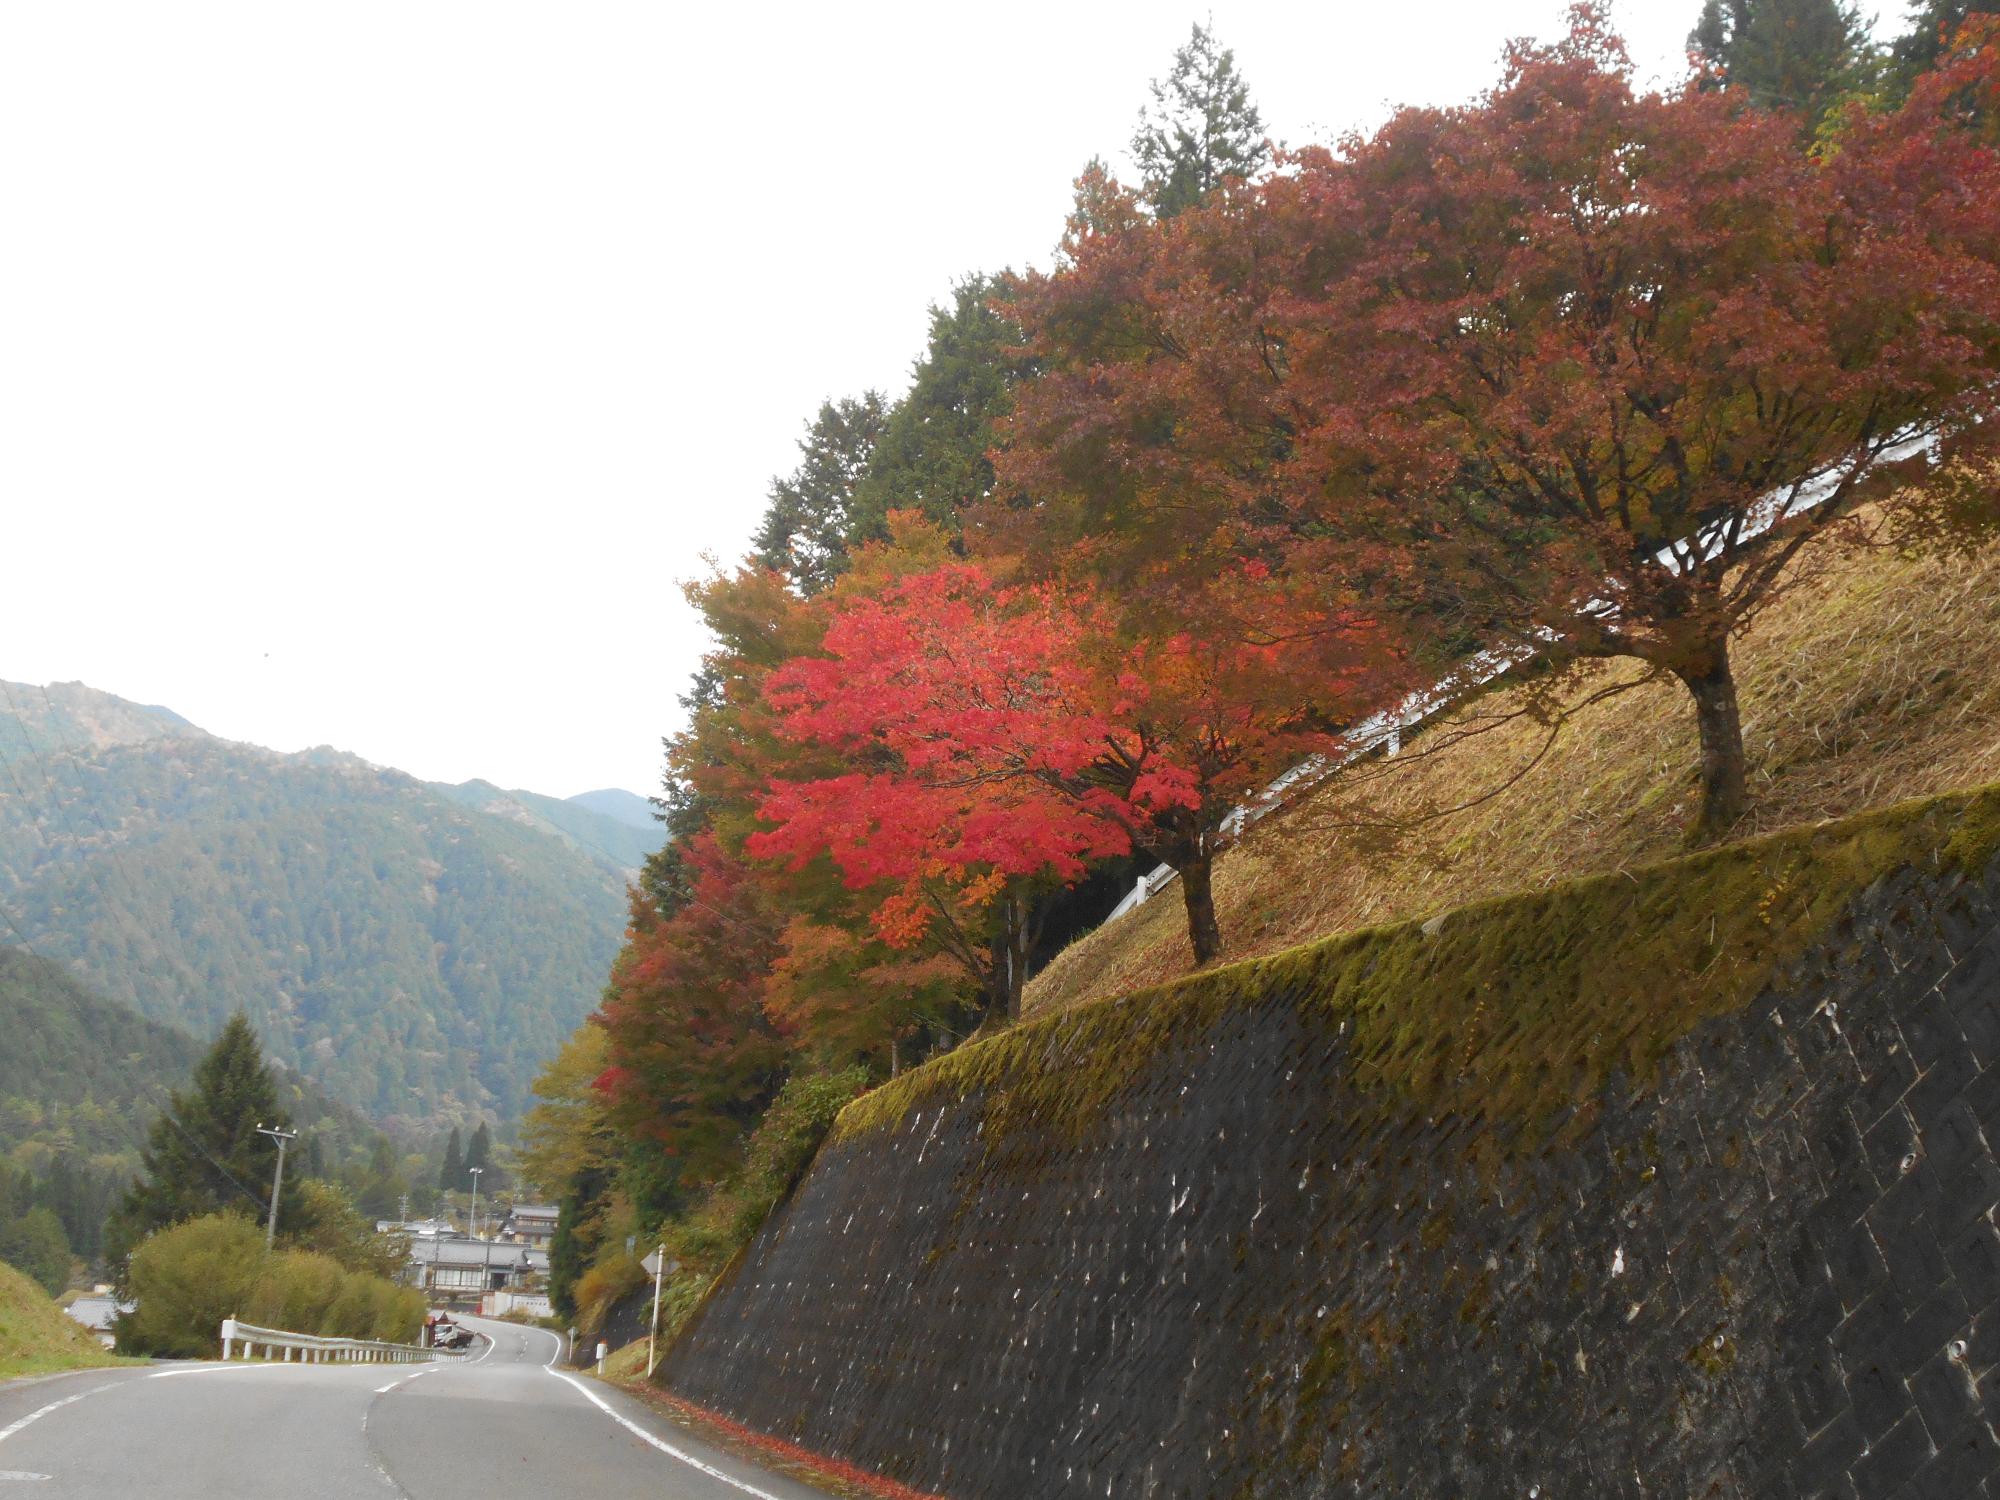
[1886,1,1995,99]
[1690,0,1878,132]
[437,1126,464,1193]
[1130,21,1267,218]
[751,394,888,595]
[846,275,1027,549]
[465,1121,492,1175]
[0,1206,71,1295]
[351,1137,406,1220]
[546,1171,605,1323]
[37,1156,116,1262]
[103,1013,288,1265]
[465,1120,505,1192]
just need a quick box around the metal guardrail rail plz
[218,1315,462,1364]
[1101,429,1938,926]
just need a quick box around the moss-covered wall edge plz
[661,783,2000,1498]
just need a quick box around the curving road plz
[0,1315,832,1499]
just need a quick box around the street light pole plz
[469,1165,488,1305]
[255,1124,298,1251]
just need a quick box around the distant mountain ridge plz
[431,780,658,876]
[0,679,654,1135]
[563,787,657,831]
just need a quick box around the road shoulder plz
[588,1361,942,1500]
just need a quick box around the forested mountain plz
[0,946,379,1164]
[0,680,639,1134]
[0,946,385,1260]
[430,779,658,874]
[562,787,657,832]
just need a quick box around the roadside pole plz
[469,1165,488,1308]
[642,1244,675,1378]
[256,1124,298,1250]
[645,1245,663,1377]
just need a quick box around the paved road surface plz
[0,1315,834,1499]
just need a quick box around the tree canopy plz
[1691,0,1877,132]
[105,1014,291,1265]
[531,8,2000,1343]
[1131,21,1268,217]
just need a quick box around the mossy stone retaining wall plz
[659,787,2000,1498]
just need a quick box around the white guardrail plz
[1102,429,1938,925]
[218,1316,461,1364]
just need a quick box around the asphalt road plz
[0,1315,835,1499]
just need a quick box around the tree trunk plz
[1178,852,1223,965]
[980,892,1031,1028]
[1673,642,1748,845]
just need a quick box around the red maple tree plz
[1002,9,2000,841]
[751,546,1396,970]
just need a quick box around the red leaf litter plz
[639,1385,949,1500]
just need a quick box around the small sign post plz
[641,1246,678,1378]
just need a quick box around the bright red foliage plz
[1001,8,2000,841]
[593,830,789,1184]
[751,552,1398,965]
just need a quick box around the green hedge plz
[118,1214,423,1357]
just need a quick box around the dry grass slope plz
[1025,532,2000,1018]
[0,1260,122,1381]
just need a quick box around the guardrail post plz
[220,1318,236,1361]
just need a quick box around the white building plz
[405,1236,548,1298]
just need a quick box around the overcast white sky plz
[0,1,1873,798]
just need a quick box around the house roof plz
[405,1236,547,1271]
[65,1295,131,1332]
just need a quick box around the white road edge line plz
[537,1326,564,1370]
[518,1323,784,1500]
[0,1383,121,1449]
[544,1370,787,1500]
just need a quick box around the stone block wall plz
[660,793,2000,1498]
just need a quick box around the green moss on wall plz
[834,782,2000,1150]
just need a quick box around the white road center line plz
[373,1366,439,1396]
[0,1384,121,1449]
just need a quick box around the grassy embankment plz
[0,1260,126,1381]
[838,777,2000,1152]
[1026,530,2000,1018]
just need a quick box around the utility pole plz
[255,1124,298,1251]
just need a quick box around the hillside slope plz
[1027,531,2000,1017]
[564,787,657,830]
[0,1259,121,1380]
[0,683,629,1132]
[0,947,377,1174]
[431,779,659,875]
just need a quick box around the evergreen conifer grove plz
[104,1014,288,1266]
